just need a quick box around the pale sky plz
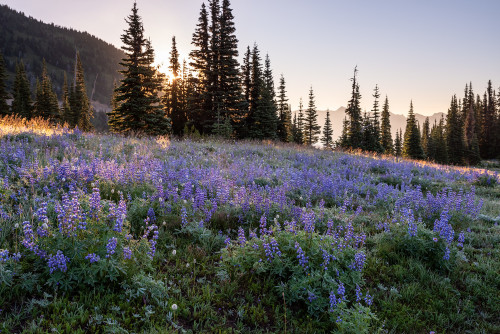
[2,0,499,116]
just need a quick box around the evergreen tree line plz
[0,51,93,131]
[336,66,499,164]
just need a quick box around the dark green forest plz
[0,4,123,105]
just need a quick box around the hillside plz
[0,4,124,106]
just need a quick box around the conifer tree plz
[402,101,424,159]
[189,2,210,133]
[61,72,71,124]
[218,0,245,133]
[428,117,448,164]
[259,54,278,139]
[304,87,321,145]
[246,44,264,139]
[277,75,292,142]
[446,95,465,164]
[338,117,349,149]
[110,3,169,135]
[165,36,185,136]
[345,67,363,149]
[107,81,122,131]
[241,46,251,107]
[370,85,383,152]
[321,110,333,149]
[394,129,402,157]
[0,53,10,116]
[70,52,93,131]
[11,61,33,119]
[421,117,430,157]
[34,60,60,123]
[295,98,305,144]
[464,101,481,165]
[380,95,393,154]
[479,80,496,158]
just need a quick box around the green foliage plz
[402,101,425,160]
[221,229,376,330]
[304,87,321,145]
[380,96,393,154]
[11,60,33,119]
[33,60,60,123]
[321,110,334,148]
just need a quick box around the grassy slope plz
[0,126,498,333]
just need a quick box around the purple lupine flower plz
[259,215,268,236]
[457,231,465,248]
[113,196,127,232]
[123,247,132,260]
[89,188,102,220]
[106,237,118,258]
[237,227,246,246]
[85,253,100,263]
[270,237,281,258]
[307,291,317,302]
[295,242,308,270]
[47,250,69,273]
[355,284,362,303]
[321,249,331,270]
[147,228,159,259]
[181,207,188,227]
[337,282,345,301]
[329,291,338,311]
[364,291,373,306]
[350,251,366,272]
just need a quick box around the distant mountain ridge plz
[0,4,124,106]
[300,107,445,142]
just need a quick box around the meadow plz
[0,117,498,333]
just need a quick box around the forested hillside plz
[0,4,123,105]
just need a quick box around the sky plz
[2,0,499,116]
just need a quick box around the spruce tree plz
[394,129,402,157]
[421,117,430,158]
[304,87,321,145]
[380,95,393,154]
[295,98,305,144]
[338,117,349,149]
[429,116,448,164]
[259,54,278,139]
[110,3,169,135]
[370,85,383,152]
[345,67,362,149]
[402,101,424,159]
[0,53,10,116]
[189,2,210,133]
[61,72,71,125]
[479,80,496,158]
[321,110,333,149]
[70,52,93,131]
[107,81,122,131]
[464,101,481,165]
[241,46,251,107]
[166,36,185,136]
[33,60,60,123]
[247,44,265,139]
[277,75,292,142]
[11,61,33,119]
[218,0,245,133]
[446,95,465,164]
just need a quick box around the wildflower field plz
[0,122,499,333]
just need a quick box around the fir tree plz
[241,46,251,107]
[479,80,496,158]
[402,101,424,159]
[0,53,9,116]
[33,60,60,123]
[189,2,210,133]
[380,95,393,154]
[370,85,383,152]
[446,95,465,164]
[464,101,481,165]
[345,67,363,149]
[277,75,292,142]
[295,98,305,144]
[218,0,245,133]
[166,36,185,136]
[110,3,169,135]
[304,87,321,145]
[428,117,448,164]
[259,54,278,139]
[421,117,430,157]
[246,44,265,139]
[338,117,349,149]
[321,110,333,149]
[107,81,122,131]
[70,52,93,131]
[394,129,402,157]
[61,72,71,125]
[11,61,33,119]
